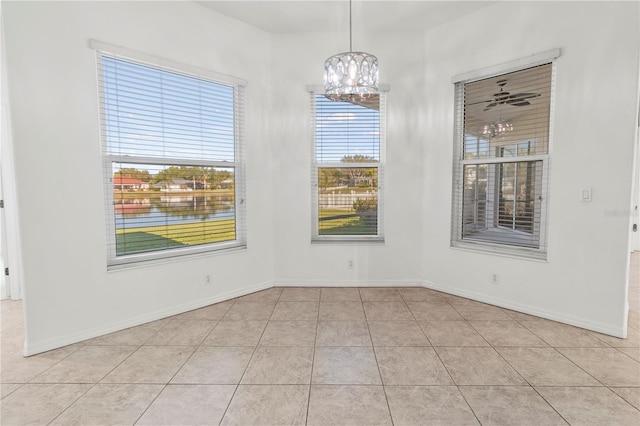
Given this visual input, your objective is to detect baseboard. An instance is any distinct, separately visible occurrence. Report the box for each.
[421,280,626,338]
[23,276,626,356]
[23,280,275,356]
[274,279,422,288]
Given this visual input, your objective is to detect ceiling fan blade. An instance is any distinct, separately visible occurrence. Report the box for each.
[507,100,531,107]
[467,99,494,106]
[505,92,540,106]
[483,102,497,111]
[513,92,539,97]
[509,93,540,100]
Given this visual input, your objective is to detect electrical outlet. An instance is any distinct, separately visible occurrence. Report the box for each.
[347,260,354,269]
[205,274,212,285]
[490,273,500,285]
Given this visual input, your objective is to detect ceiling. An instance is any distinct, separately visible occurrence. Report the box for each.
[196,1,496,33]
[196,1,546,123]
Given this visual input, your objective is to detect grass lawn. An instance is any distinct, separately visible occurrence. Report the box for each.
[319,209,377,235]
[116,219,236,255]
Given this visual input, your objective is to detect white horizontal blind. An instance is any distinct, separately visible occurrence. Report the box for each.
[452,62,554,255]
[100,57,236,162]
[96,52,245,266]
[311,93,385,240]
[316,94,380,163]
[463,64,552,160]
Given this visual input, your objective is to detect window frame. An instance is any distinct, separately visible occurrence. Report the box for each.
[450,50,559,260]
[92,41,247,268]
[309,87,387,243]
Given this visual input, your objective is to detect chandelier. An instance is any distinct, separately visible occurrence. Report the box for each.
[324,0,379,101]
[480,120,513,138]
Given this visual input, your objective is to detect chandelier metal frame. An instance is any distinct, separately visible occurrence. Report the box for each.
[324,0,379,101]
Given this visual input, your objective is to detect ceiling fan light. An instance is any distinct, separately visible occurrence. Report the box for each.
[481,120,513,138]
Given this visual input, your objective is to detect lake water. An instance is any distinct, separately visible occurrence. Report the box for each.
[114,195,235,229]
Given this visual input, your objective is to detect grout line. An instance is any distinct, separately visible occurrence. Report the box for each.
[130,383,168,425]
[607,387,640,412]
[424,296,488,425]
[123,300,237,424]
[4,276,640,425]
[361,298,394,424]
[128,309,218,425]
[490,341,604,424]
[305,293,322,425]
[550,346,610,388]
[611,345,640,362]
[217,290,280,425]
[45,382,97,425]
[41,342,148,424]
[530,386,572,425]
[453,384,483,425]
[403,293,434,347]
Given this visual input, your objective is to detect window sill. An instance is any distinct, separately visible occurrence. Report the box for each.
[107,243,247,271]
[451,240,547,262]
[312,237,385,245]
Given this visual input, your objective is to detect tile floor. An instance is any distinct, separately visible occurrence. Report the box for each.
[1,254,639,425]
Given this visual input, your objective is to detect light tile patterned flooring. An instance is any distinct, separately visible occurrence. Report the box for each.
[1,254,638,425]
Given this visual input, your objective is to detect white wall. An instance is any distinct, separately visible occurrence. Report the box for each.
[420,1,639,337]
[1,2,24,301]
[270,30,426,285]
[632,111,640,252]
[3,1,276,355]
[269,1,639,337]
[4,1,639,354]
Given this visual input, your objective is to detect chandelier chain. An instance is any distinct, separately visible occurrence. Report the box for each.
[323,0,379,98]
[349,0,353,52]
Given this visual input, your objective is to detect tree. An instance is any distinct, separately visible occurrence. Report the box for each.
[153,166,183,184]
[340,155,377,187]
[318,168,342,189]
[341,155,377,163]
[114,168,151,182]
[152,166,234,190]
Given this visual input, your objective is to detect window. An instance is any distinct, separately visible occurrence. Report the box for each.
[451,57,556,259]
[95,47,246,267]
[311,92,386,242]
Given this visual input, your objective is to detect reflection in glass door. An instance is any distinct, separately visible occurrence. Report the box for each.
[463,164,488,233]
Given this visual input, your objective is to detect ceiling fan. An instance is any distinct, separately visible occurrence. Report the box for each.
[473,79,541,111]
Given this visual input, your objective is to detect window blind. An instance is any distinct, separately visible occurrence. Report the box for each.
[100,56,237,162]
[463,64,552,160]
[315,94,381,164]
[452,62,554,256]
[311,93,385,240]
[96,52,245,266]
